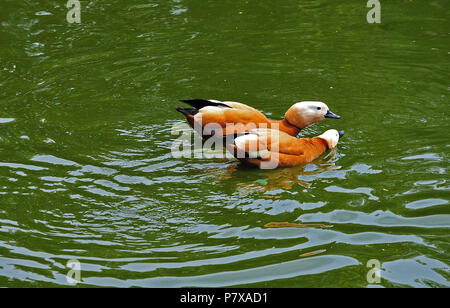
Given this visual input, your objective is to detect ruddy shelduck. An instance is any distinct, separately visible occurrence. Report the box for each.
[229,129,344,168]
[176,99,340,138]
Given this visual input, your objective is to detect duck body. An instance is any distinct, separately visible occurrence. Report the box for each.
[176,99,340,139]
[229,129,344,169]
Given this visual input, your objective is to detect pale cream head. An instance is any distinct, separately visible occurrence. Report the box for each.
[284,101,340,129]
[318,129,342,149]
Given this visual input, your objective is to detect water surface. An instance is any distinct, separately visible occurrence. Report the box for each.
[0,0,449,287]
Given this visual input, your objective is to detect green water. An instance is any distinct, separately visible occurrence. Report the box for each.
[0,0,449,287]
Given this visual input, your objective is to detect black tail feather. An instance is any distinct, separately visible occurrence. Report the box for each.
[176,107,198,116]
[180,99,231,110]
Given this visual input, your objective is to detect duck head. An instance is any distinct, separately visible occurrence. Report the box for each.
[318,129,344,149]
[285,101,340,129]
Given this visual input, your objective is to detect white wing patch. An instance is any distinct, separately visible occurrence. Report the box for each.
[234,134,258,151]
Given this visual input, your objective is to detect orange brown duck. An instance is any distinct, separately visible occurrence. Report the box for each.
[176,99,340,139]
[229,128,344,169]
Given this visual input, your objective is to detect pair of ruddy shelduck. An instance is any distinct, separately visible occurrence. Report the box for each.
[176,99,344,168]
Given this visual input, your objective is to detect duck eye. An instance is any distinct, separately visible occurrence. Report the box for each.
[317,107,321,110]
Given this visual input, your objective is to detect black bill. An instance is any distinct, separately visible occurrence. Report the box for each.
[325,110,341,119]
